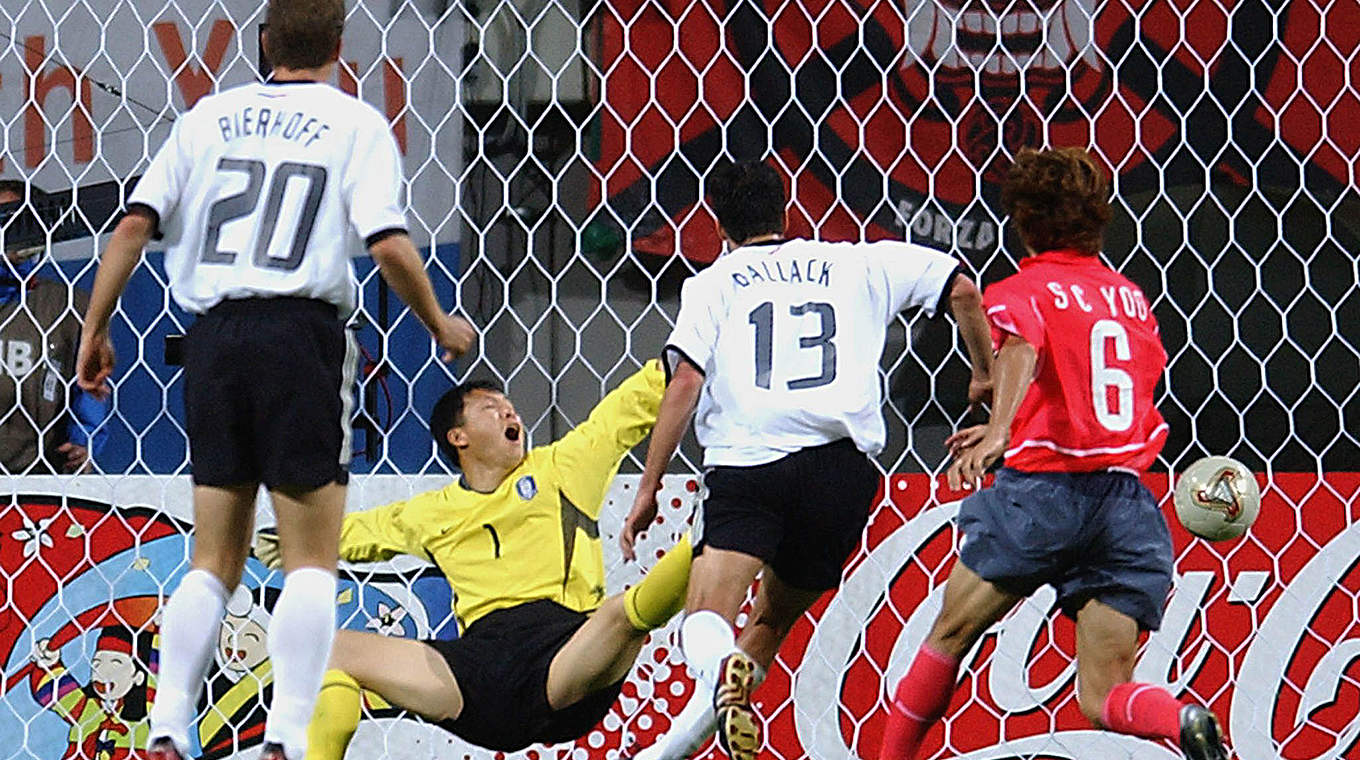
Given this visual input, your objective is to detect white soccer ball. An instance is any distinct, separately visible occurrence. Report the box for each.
[1173,456,1261,541]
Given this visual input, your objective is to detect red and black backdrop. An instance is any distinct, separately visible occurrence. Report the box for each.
[592,0,1359,471]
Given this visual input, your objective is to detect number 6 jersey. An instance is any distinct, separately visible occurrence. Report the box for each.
[664,239,961,467]
[983,249,1169,473]
[128,80,407,315]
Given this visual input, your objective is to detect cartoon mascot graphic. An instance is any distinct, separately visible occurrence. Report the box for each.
[2,495,456,759]
[196,585,277,758]
[28,603,159,760]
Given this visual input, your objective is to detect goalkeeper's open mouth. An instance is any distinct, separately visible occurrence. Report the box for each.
[504,424,521,442]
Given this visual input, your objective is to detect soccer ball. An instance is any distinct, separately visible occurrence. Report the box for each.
[1173,456,1261,541]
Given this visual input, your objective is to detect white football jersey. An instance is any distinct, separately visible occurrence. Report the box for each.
[129,81,407,315]
[665,239,960,466]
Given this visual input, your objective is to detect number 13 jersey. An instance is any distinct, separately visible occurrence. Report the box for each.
[984,249,1169,473]
[665,239,961,467]
[129,81,407,315]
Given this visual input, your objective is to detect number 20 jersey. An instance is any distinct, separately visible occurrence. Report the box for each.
[129,81,407,315]
[984,249,1169,473]
[665,239,960,467]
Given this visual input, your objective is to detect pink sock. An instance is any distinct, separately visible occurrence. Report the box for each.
[1101,682,1183,740]
[878,646,960,760]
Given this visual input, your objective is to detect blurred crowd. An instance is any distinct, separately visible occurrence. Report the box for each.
[0,181,109,475]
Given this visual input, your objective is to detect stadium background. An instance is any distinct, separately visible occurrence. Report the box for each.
[0,1,1356,758]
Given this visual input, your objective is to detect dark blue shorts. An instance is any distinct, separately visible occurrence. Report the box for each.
[957,468,1174,631]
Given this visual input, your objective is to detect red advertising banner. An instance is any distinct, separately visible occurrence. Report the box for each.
[4,474,1355,758]
[611,472,1360,760]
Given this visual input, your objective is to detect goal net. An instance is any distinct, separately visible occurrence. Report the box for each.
[0,1,1356,759]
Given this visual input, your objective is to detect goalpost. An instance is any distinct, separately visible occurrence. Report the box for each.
[0,1,1356,759]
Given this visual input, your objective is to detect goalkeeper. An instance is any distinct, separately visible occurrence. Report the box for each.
[255,361,692,755]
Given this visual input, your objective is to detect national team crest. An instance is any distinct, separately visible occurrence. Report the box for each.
[516,475,538,500]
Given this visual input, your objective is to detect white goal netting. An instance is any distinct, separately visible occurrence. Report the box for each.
[0,1,1357,759]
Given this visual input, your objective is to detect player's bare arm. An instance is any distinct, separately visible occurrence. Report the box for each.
[946,275,994,405]
[620,359,702,561]
[77,212,156,399]
[946,333,1036,491]
[368,232,475,361]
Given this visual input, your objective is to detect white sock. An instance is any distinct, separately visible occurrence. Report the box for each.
[680,611,737,685]
[263,567,337,759]
[639,612,737,760]
[639,658,767,760]
[149,568,229,754]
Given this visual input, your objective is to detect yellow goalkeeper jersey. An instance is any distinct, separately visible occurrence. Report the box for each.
[337,361,665,632]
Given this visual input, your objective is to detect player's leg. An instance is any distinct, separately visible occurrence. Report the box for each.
[262,484,345,760]
[305,630,464,760]
[151,309,261,758]
[255,301,358,758]
[1071,472,1228,760]
[683,547,765,689]
[1073,598,1139,725]
[879,560,1022,760]
[148,485,257,757]
[703,440,877,759]
[686,545,766,619]
[680,463,778,689]
[686,548,766,753]
[187,485,259,587]
[664,441,878,760]
[547,537,692,709]
[922,561,1023,657]
[632,558,804,760]
[545,596,648,708]
[628,547,762,760]
[703,566,832,750]
[631,456,796,760]
[1074,599,1226,760]
[739,567,824,668]
[882,469,1075,760]
[740,438,880,667]
[693,567,824,760]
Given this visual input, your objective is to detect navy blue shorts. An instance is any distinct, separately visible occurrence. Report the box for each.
[957,468,1174,631]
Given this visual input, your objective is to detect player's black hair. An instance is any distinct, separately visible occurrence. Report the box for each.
[706,160,787,245]
[430,379,504,467]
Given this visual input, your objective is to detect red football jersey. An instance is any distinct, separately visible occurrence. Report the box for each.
[984,250,1169,473]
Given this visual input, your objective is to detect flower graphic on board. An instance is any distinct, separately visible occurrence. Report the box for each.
[10,514,55,557]
[365,602,408,637]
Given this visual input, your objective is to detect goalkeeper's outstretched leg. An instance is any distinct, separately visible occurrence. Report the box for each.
[306,537,691,759]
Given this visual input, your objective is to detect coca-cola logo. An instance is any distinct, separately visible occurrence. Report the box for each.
[787,474,1360,759]
[581,473,1359,760]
